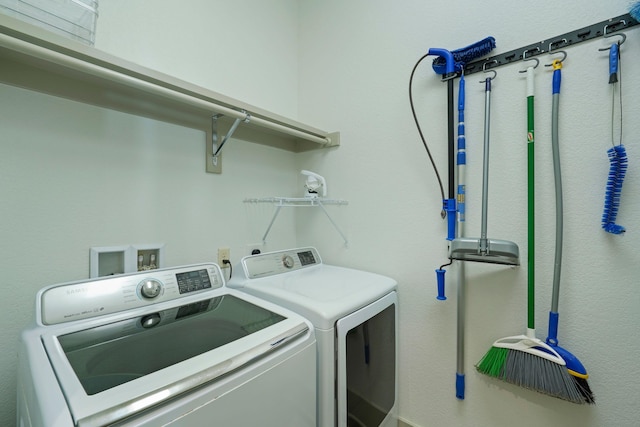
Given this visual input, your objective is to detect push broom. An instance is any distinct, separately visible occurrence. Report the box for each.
[476,54,585,404]
[545,52,595,404]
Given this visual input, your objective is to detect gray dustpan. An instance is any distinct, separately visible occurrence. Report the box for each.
[450,70,519,266]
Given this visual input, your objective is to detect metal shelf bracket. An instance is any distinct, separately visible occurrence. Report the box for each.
[212,111,251,158]
[244,197,349,246]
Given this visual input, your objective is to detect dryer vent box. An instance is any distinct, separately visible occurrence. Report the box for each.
[90,245,132,278]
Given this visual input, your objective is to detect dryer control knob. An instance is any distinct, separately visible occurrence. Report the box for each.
[141,313,161,328]
[282,255,294,269]
[139,279,162,299]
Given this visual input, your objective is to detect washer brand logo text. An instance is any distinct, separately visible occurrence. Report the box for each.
[66,288,88,295]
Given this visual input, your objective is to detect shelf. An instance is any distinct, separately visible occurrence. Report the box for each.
[245,197,349,245]
[0,15,340,154]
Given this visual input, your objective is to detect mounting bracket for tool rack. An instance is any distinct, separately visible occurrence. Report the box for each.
[462,12,638,75]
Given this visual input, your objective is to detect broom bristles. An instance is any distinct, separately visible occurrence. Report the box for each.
[476,346,594,404]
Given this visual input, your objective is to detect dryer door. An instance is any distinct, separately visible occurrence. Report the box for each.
[336,291,397,427]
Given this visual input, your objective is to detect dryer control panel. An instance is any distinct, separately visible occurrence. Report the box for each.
[242,247,322,279]
[39,263,224,325]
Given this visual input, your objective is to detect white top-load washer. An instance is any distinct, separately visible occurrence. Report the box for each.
[228,247,398,427]
[17,262,316,427]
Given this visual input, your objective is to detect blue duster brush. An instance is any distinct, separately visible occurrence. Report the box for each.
[603,145,628,234]
[631,2,640,21]
[600,29,628,234]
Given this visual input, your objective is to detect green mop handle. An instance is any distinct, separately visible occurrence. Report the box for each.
[526,65,535,334]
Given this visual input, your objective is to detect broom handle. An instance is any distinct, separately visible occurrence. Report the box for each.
[548,63,563,346]
[550,67,563,315]
[446,78,457,240]
[479,76,492,252]
[526,66,536,332]
[456,75,466,400]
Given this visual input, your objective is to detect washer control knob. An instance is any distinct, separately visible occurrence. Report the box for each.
[139,279,162,299]
[282,255,294,269]
[141,313,161,328]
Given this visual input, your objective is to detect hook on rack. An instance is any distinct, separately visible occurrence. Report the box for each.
[480,60,498,82]
[599,25,626,51]
[603,20,628,36]
[519,48,540,73]
[545,50,567,69]
[548,38,568,52]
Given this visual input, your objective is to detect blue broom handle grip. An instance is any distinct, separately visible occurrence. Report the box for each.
[547,311,559,346]
[436,269,446,300]
[458,76,466,110]
[552,68,561,94]
[610,43,619,80]
[445,198,456,240]
[456,373,465,400]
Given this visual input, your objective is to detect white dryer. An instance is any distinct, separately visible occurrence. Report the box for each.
[228,247,398,427]
[17,263,316,427]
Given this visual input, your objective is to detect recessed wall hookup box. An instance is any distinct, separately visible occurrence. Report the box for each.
[90,244,165,277]
[133,244,165,272]
[89,245,133,278]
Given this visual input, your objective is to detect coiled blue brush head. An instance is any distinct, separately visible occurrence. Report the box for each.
[630,2,640,22]
[602,144,628,234]
[432,36,496,75]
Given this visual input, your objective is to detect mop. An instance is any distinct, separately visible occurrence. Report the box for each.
[409,38,495,400]
[455,73,467,399]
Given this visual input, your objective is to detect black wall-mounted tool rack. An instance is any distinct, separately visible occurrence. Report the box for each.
[463,13,638,75]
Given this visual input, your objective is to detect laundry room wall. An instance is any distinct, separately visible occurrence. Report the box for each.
[295,1,640,427]
[0,1,303,424]
[2,1,638,426]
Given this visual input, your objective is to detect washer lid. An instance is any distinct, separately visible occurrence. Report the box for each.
[232,249,397,329]
[40,289,311,427]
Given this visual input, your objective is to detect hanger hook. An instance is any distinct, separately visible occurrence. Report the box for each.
[545,50,567,67]
[519,48,540,73]
[604,21,627,39]
[480,60,498,82]
[599,24,626,51]
[548,39,567,52]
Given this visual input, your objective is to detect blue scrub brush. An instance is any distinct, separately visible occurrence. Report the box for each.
[631,2,640,21]
[432,37,496,75]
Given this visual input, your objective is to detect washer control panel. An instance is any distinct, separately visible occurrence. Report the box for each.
[242,247,322,279]
[39,263,223,325]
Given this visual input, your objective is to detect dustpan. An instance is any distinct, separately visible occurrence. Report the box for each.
[450,237,519,265]
[449,68,519,266]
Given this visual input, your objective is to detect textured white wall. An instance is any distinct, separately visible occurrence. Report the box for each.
[3,1,639,426]
[95,0,300,119]
[0,1,300,425]
[297,1,640,426]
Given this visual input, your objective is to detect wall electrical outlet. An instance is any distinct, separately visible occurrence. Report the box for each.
[217,247,230,268]
[246,242,266,255]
